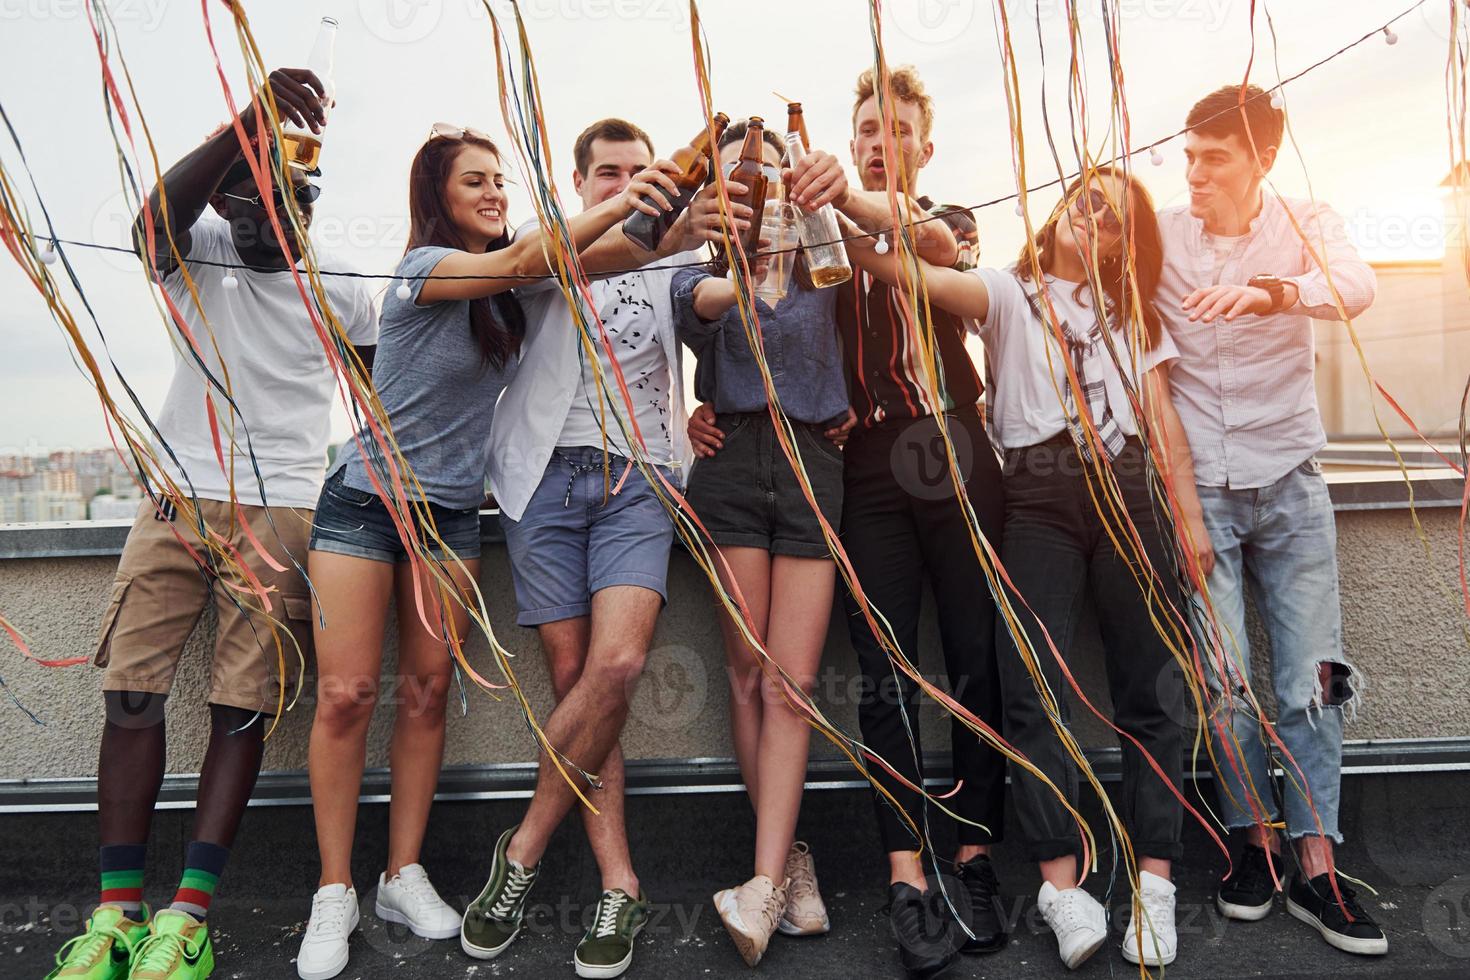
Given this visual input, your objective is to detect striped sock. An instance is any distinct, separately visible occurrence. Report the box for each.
[169,841,229,921]
[100,844,147,917]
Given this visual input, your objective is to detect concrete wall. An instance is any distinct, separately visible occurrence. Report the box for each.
[1,503,1468,782]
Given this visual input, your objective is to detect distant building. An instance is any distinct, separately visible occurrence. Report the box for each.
[89,494,144,521]
[1315,173,1470,439]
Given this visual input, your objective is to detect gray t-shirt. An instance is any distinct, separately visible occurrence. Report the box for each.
[334,246,517,509]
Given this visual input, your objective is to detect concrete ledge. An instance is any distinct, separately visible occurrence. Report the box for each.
[0,469,1460,558]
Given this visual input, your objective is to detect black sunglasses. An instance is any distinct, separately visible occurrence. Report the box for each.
[1068,188,1123,233]
[222,182,321,211]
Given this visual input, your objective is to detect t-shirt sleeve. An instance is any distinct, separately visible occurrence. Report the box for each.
[1140,321,1180,375]
[394,246,460,307]
[966,266,1025,344]
[344,281,380,347]
[510,218,560,298]
[169,213,233,284]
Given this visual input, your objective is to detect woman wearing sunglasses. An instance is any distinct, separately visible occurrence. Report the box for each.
[845,165,1212,971]
[296,123,686,980]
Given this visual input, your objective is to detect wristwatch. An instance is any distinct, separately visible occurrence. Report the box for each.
[1247,274,1287,313]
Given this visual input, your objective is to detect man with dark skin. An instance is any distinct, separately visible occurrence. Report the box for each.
[45,67,378,980]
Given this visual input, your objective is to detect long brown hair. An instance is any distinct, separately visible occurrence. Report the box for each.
[405,132,525,370]
[1015,164,1164,349]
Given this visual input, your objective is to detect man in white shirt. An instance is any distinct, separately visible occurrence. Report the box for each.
[51,67,379,978]
[467,118,708,978]
[1156,83,1386,956]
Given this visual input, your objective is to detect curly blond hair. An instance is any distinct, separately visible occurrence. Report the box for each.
[852,65,934,141]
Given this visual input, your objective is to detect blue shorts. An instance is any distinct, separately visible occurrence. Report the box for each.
[501,447,675,627]
[308,469,483,563]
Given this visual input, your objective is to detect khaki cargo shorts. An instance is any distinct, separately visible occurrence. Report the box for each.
[94,498,314,714]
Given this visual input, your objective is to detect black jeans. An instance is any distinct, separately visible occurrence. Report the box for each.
[996,435,1185,862]
[839,409,1007,851]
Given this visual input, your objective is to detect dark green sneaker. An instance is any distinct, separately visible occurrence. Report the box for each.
[461,826,539,960]
[574,889,649,979]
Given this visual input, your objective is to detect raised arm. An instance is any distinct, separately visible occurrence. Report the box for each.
[844,219,991,321]
[1142,364,1215,582]
[418,162,683,303]
[133,67,327,277]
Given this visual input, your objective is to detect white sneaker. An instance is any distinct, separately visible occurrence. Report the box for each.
[374,863,461,939]
[1037,881,1108,970]
[1121,870,1178,966]
[297,882,360,980]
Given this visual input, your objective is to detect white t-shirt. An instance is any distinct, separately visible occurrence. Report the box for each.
[968,266,1178,451]
[154,215,379,509]
[556,268,674,460]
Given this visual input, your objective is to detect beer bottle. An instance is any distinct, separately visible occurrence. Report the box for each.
[785,102,810,155]
[727,117,770,255]
[622,112,731,252]
[784,131,852,288]
[281,17,337,172]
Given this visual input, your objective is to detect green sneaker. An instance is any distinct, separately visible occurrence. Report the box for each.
[574,889,649,979]
[44,905,149,980]
[461,825,539,960]
[125,910,213,979]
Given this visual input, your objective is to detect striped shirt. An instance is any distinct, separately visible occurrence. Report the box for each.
[837,199,983,428]
[1156,195,1376,489]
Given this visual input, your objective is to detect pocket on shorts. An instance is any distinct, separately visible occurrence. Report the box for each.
[92,575,133,668]
[798,424,845,466]
[325,473,378,508]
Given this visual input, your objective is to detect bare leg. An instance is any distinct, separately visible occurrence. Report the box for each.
[506,586,661,869]
[750,555,832,881]
[98,691,168,846]
[191,703,270,847]
[711,548,773,812]
[306,551,395,888]
[539,615,639,895]
[1040,856,1079,890]
[1296,835,1334,879]
[385,560,477,878]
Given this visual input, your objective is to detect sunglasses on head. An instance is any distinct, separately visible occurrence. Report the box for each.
[1068,187,1124,233]
[222,182,321,211]
[429,122,494,142]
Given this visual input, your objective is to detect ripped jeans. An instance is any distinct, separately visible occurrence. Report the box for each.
[1193,457,1350,843]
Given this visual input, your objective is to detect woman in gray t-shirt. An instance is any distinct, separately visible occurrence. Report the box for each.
[295,124,686,975]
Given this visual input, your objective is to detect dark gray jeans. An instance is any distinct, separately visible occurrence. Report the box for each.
[995,435,1187,863]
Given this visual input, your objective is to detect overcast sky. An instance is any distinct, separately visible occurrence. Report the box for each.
[0,0,1455,453]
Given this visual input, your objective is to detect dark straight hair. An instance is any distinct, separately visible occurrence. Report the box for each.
[710,119,814,290]
[405,132,525,370]
[1014,164,1164,350]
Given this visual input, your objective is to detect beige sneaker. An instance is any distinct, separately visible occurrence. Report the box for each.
[714,875,789,967]
[778,842,830,936]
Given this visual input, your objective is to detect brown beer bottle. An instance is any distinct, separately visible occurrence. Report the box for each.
[622,112,730,252]
[727,117,770,255]
[786,102,810,155]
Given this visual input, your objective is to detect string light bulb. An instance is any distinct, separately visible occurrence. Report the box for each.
[874,234,889,255]
[1270,91,1285,109]
[38,240,57,265]
[395,279,412,301]
[1149,146,1164,166]
[1383,26,1398,45]
[222,270,239,290]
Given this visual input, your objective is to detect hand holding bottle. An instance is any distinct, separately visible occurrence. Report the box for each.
[784,150,850,212]
[241,68,327,137]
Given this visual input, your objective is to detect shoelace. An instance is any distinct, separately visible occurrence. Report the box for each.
[785,857,818,902]
[1050,891,1095,932]
[1318,880,1369,922]
[397,870,442,907]
[307,894,350,938]
[131,929,201,974]
[1231,848,1276,896]
[593,891,630,939]
[1131,889,1174,939]
[490,864,535,920]
[758,886,786,931]
[53,923,135,969]
[959,860,999,907]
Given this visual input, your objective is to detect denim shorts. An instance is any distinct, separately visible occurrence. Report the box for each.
[500,448,675,627]
[684,412,844,559]
[308,469,483,563]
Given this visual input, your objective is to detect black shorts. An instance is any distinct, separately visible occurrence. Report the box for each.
[684,411,844,559]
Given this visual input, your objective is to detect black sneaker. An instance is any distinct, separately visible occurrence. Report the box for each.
[1286,873,1388,955]
[952,855,1008,954]
[1216,844,1278,921]
[886,883,959,979]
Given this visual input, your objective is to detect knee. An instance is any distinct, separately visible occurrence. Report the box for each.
[548,662,583,701]
[314,675,379,733]
[584,646,648,696]
[103,690,166,732]
[398,672,451,723]
[760,669,816,707]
